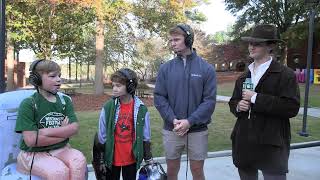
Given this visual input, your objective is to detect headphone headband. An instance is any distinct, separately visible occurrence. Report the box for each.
[119,68,133,82]
[177,24,191,36]
[29,59,44,72]
[176,24,194,48]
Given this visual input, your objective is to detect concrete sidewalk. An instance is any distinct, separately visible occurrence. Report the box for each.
[298,107,320,118]
[88,142,320,180]
[171,146,320,180]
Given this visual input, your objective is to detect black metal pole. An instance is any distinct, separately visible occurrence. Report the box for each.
[299,7,316,137]
[0,0,6,93]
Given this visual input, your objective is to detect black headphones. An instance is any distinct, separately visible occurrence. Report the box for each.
[118,68,137,95]
[177,24,194,48]
[29,59,44,87]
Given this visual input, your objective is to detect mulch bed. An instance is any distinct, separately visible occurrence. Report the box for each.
[216,71,242,84]
[72,93,154,111]
[72,72,240,111]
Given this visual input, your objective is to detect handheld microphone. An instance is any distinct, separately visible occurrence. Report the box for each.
[242,74,254,119]
[242,78,253,91]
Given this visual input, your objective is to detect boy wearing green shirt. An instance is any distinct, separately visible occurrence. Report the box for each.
[15,60,87,180]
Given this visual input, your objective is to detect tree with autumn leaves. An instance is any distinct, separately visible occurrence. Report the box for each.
[5,0,318,92]
[6,0,95,90]
[5,0,207,94]
[224,0,320,64]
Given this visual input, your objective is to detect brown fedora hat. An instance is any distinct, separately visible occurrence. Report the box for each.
[241,24,284,43]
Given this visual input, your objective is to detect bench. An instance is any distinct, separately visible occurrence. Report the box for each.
[60,84,76,95]
[135,89,152,98]
[0,90,42,179]
[61,87,76,95]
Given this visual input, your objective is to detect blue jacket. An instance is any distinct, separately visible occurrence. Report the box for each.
[154,51,217,132]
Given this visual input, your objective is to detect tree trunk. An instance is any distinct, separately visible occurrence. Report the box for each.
[80,62,82,88]
[87,61,90,81]
[94,19,105,95]
[6,43,15,91]
[75,59,78,82]
[68,56,71,82]
[283,45,288,66]
[14,49,18,87]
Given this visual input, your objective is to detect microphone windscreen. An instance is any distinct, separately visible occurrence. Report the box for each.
[242,78,254,90]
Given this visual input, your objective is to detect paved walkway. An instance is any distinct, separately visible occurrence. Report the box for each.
[88,141,320,180]
[298,107,320,118]
[217,95,231,102]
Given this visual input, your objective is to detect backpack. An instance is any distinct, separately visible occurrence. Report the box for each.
[138,162,167,180]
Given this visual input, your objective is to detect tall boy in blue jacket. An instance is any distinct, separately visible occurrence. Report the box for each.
[154,24,217,180]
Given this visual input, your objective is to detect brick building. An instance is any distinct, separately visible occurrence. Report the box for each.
[210,43,248,71]
[4,60,26,89]
[287,38,320,70]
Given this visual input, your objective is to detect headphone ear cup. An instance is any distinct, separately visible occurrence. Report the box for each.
[185,36,191,48]
[177,24,193,48]
[119,68,137,95]
[29,59,44,87]
[126,80,136,95]
[29,72,42,86]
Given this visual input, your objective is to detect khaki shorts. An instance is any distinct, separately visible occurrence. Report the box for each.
[162,129,208,160]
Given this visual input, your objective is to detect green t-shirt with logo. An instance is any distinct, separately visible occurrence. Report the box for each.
[15,92,77,152]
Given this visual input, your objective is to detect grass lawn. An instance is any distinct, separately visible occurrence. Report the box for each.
[217,82,235,97]
[70,102,320,163]
[299,83,320,108]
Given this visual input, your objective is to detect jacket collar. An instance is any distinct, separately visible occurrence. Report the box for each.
[239,59,281,80]
[267,60,281,73]
[187,49,197,59]
[177,49,197,60]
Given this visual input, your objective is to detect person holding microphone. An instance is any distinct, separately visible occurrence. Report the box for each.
[228,24,300,180]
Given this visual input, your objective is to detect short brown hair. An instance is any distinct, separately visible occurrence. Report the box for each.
[110,71,127,85]
[35,60,61,75]
[111,68,138,86]
[169,26,186,36]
